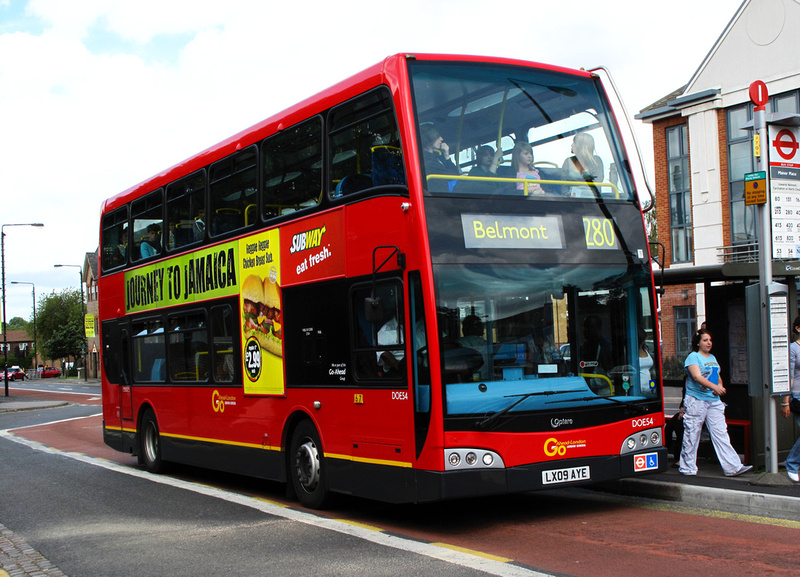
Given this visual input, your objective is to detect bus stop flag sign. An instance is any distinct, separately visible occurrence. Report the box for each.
[745,171,767,205]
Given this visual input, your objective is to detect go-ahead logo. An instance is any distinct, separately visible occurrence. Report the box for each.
[212,390,237,413]
[544,437,587,457]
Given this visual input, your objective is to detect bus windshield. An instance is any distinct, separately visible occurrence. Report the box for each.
[434,262,658,418]
[409,61,632,200]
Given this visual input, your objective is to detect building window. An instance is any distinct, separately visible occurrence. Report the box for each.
[726,104,756,247]
[727,91,799,251]
[666,124,692,263]
[674,305,696,358]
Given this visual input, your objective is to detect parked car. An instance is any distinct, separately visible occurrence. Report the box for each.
[5,366,25,381]
[40,366,60,378]
[559,343,571,364]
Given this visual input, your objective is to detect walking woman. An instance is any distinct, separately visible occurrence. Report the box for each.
[679,329,753,477]
[780,316,800,482]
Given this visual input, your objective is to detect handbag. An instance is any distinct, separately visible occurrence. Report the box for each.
[790,397,800,416]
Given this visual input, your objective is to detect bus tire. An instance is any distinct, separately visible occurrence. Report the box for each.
[289,420,329,509]
[140,408,164,474]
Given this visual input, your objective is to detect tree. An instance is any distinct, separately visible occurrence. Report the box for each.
[644,203,658,245]
[7,317,29,331]
[44,323,85,362]
[35,289,84,363]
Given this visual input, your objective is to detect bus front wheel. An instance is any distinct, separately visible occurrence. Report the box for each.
[290,420,329,509]
[139,408,163,474]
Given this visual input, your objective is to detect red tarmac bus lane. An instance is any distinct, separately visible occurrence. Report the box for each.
[352,495,800,577]
[13,413,137,466]
[5,387,137,466]
[7,392,800,577]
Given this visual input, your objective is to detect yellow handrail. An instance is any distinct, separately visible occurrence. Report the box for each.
[579,373,614,395]
[426,174,620,198]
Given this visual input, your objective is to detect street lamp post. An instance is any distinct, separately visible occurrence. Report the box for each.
[10,281,36,375]
[54,263,87,382]
[2,222,44,397]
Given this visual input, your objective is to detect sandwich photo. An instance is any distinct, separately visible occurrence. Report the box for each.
[242,274,283,357]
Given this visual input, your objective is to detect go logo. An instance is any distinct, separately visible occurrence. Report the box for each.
[212,390,225,413]
[544,438,567,457]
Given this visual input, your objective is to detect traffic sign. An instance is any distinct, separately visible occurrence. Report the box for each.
[749,80,769,108]
[745,171,767,205]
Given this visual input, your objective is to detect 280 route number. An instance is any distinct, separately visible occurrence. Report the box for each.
[582,217,618,250]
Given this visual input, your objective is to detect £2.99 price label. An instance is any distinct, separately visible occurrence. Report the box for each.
[245,337,262,381]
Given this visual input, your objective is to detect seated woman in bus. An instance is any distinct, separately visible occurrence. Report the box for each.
[456,145,503,193]
[561,133,604,198]
[510,142,545,195]
[420,123,459,192]
[140,223,161,258]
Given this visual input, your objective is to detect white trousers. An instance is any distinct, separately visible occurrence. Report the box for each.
[679,395,743,475]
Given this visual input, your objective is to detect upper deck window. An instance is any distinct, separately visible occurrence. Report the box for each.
[101,207,129,272]
[131,190,164,262]
[262,117,322,220]
[166,170,207,250]
[408,61,632,201]
[209,147,257,238]
[328,87,406,198]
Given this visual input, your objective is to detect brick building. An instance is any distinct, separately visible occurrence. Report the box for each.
[84,250,100,379]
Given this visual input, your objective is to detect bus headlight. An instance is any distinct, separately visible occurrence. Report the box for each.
[445,449,504,470]
[621,427,664,455]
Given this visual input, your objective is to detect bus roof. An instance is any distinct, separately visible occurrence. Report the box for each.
[100,53,592,214]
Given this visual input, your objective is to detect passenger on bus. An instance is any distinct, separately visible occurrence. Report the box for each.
[193,209,206,242]
[456,145,503,193]
[420,123,459,192]
[140,223,161,258]
[562,133,604,197]
[457,315,490,380]
[510,142,545,195]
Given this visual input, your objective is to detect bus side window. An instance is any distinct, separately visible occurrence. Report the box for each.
[209,147,257,238]
[263,117,322,220]
[167,311,209,383]
[211,304,237,384]
[131,189,164,262]
[167,170,206,250]
[351,281,405,382]
[101,207,129,272]
[132,318,166,383]
[328,87,405,199]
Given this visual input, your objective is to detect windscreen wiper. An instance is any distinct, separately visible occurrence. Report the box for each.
[546,395,650,414]
[477,389,584,429]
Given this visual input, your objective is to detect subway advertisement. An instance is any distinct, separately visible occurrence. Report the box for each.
[123,211,345,396]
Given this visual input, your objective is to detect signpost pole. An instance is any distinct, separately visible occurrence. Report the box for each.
[751,81,779,474]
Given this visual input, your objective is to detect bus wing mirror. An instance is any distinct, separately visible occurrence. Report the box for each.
[365,296,384,325]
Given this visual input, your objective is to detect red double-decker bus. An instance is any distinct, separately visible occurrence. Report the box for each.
[99,53,666,508]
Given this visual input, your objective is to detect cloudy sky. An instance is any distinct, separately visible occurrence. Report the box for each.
[0,0,744,321]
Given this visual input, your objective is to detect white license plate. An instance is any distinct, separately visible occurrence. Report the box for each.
[542,465,591,485]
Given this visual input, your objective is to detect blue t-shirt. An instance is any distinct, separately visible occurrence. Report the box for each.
[684,351,720,401]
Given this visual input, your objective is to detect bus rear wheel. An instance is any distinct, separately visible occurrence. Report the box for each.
[139,408,163,474]
[290,420,329,509]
